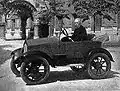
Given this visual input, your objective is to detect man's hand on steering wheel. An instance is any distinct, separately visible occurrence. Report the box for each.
[62,28,69,36]
[62,28,74,42]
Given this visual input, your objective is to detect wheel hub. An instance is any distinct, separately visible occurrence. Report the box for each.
[30,65,40,73]
[30,72,42,79]
[28,65,43,80]
[95,62,102,69]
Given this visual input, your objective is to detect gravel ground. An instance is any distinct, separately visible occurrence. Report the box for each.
[0,39,23,66]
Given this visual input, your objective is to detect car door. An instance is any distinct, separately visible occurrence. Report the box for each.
[64,41,90,59]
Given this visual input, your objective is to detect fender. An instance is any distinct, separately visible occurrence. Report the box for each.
[11,48,23,56]
[11,48,23,61]
[21,50,54,66]
[88,48,114,62]
[11,48,23,65]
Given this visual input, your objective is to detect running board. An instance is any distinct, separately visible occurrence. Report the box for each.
[66,63,84,67]
[54,63,85,68]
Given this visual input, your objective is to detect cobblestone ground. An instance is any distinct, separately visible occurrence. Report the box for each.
[0,39,120,91]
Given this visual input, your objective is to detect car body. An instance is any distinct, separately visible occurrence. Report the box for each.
[11,36,113,65]
[11,34,114,84]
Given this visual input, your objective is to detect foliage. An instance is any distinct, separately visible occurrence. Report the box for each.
[105,0,120,14]
[34,0,118,24]
[0,0,119,23]
[72,0,113,16]
[0,0,11,15]
[34,0,71,24]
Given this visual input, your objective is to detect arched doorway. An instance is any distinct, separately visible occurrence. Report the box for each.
[6,0,36,39]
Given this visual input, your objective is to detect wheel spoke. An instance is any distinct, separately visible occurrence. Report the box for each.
[102,65,107,68]
[27,74,31,77]
[90,65,95,70]
[98,57,102,62]
[101,68,106,72]
[27,72,43,81]
[96,68,105,75]
[96,68,101,74]
[26,69,31,75]
[17,66,19,68]
[39,69,44,70]
[90,66,97,74]
[99,68,103,74]
[39,65,45,72]
[101,61,105,64]
[99,69,102,74]
[32,77,35,80]
[91,61,96,68]
[96,69,99,74]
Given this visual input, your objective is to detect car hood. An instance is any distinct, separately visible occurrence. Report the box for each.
[26,36,59,46]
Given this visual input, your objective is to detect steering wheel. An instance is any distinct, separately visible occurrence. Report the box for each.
[62,28,68,36]
[62,28,74,42]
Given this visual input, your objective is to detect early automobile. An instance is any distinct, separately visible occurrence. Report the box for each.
[10,28,114,85]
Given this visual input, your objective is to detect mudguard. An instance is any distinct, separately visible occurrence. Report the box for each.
[11,48,23,59]
[21,50,53,66]
[11,48,23,55]
[11,48,23,65]
[88,48,114,62]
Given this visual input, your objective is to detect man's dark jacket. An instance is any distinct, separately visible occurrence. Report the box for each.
[71,25,87,41]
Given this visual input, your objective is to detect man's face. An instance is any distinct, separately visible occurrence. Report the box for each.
[74,21,81,28]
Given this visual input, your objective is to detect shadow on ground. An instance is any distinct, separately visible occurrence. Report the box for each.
[0,45,12,65]
[107,70,120,78]
[27,69,120,85]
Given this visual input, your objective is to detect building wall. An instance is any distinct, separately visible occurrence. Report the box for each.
[5,0,36,40]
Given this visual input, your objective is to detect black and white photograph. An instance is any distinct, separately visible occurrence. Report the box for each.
[0,0,120,91]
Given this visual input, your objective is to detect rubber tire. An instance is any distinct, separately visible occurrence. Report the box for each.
[87,53,111,79]
[10,55,20,77]
[20,57,50,85]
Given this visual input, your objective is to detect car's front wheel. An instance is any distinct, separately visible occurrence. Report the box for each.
[87,53,111,79]
[20,57,50,85]
[10,54,21,77]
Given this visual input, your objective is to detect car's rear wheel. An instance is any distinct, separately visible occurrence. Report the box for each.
[20,57,50,85]
[87,53,111,79]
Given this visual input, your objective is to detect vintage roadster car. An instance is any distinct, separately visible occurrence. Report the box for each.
[10,29,114,85]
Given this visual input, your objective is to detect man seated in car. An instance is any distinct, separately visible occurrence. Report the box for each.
[61,18,88,42]
[71,18,88,41]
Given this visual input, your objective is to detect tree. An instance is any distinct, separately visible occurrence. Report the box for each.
[34,0,71,37]
[34,0,70,22]
[0,0,12,23]
[0,0,10,14]
[105,0,120,34]
[72,0,115,32]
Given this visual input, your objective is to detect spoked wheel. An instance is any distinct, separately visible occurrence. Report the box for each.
[20,57,50,85]
[87,53,111,79]
[10,54,21,77]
